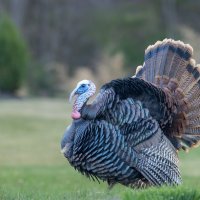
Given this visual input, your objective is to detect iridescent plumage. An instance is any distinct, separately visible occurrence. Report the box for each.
[61,39,200,189]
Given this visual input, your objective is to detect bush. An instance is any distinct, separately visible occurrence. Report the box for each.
[28,62,68,97]
[0,15,28,94]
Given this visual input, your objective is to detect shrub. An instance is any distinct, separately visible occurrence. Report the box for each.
[28,62,68,97]
[0,15,28,94]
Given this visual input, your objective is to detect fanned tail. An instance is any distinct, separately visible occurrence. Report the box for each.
[135,38,200,151]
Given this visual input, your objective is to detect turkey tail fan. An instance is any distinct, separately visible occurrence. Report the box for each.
[140,39,193,85]
[136,38,200,151]
[134,65,145,79]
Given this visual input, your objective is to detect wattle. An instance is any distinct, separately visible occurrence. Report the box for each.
[71,110,81,119]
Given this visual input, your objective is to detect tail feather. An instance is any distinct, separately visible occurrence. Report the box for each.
[174,43,193,81]
[162,47,175,77]
[181,63,200,94]
[135,38,200,151]
[178,60,196,90]
[144,46,156,83]
[143,39,193,86]
[185,82,200,102]
[181,135,200,148]
[154,42,164,77]
[187,112,200,125]
[188,116,200,125]
[189,95,200,108]
[185,126,200,135]
[135,65,145,79]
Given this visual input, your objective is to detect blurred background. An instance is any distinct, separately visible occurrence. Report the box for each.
[0,0,200,97]
[0,0,200,199]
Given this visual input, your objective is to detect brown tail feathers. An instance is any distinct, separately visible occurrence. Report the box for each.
[136,38,200,151]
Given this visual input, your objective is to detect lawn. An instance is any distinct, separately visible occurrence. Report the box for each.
[0,99,200,200]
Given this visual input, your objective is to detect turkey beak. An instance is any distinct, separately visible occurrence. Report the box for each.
[69,87,78,103]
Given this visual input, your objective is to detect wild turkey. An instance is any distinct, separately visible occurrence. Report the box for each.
[61,39,200,189]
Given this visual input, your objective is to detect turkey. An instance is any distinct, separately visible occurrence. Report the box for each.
[61,39,200,189]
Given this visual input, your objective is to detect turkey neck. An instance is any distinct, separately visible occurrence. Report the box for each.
[72,82,96,119]
[72,93,90,114]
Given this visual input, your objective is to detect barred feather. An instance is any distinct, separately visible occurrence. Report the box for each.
[61,83,181,188]
[136,135,181,186]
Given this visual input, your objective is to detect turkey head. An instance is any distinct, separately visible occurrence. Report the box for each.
[69,80,96,119]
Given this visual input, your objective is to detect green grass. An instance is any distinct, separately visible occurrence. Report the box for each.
[0,98,200,200]
[122,186,200,200]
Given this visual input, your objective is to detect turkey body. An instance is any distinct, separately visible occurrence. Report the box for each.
[61,39,200,188]
[62,118,144,188]
[61,78,181,188]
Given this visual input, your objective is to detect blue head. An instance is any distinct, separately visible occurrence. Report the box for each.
[75,82,90,95]
[69,80,96,119]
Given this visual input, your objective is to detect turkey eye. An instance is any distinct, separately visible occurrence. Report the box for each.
[81,84,86,88]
